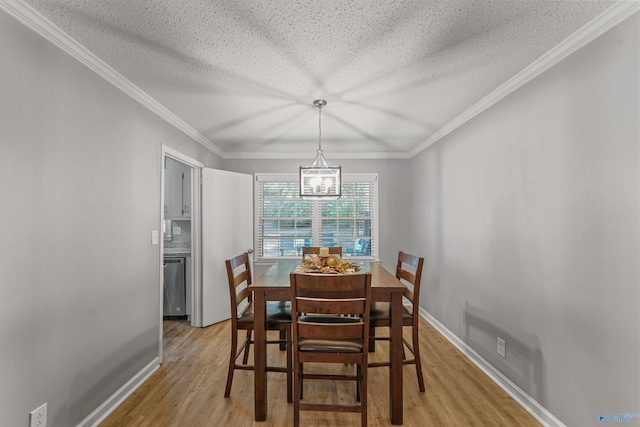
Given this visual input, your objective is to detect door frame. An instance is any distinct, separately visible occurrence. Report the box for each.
[160,146,204,360]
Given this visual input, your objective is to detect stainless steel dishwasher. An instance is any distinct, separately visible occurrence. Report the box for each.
[163,257,186,317]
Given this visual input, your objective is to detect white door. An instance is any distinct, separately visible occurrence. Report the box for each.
[201,168,253,326]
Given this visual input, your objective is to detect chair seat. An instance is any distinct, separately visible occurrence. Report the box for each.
[238,301,292,327]
[299,338,363,353]
[369,302,413,322]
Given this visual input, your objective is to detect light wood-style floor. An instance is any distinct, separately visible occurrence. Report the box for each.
[100,317,542,426]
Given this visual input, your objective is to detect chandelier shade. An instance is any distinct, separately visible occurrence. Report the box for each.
[299,99,342,200]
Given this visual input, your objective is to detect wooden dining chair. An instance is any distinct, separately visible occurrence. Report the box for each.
[224,252,293,402]
[289,271,372,427]
[301,246,343,259]
[368,251,426,392]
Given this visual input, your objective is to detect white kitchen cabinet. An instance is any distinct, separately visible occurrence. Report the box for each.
[164,169,191,219]
[164,169,184,218]
[182,170,191,218]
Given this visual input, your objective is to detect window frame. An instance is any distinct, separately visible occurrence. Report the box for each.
[254,173,379,262]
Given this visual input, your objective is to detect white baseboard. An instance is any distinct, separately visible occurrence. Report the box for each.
[419,309,565,427]
[76,357,160,427]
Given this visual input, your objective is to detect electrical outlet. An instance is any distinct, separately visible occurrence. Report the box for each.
[497,337,506,358]
[29,403,47,427]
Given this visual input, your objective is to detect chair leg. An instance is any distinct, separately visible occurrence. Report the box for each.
[294,362,304,427]
[300,362,304,400]
[368,325,376,352]
[286,328,293,403]
[242,330,252,365]
[361,361,368,427]
[356,364,361,402]
[224,329,238,398]
[279,329,287,351]
[412,324,425,392]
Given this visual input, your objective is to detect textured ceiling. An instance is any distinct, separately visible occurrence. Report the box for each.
[23,0,614,158]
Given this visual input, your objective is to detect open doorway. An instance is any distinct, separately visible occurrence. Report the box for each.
[163,157,192,319]
[160,146,203,359]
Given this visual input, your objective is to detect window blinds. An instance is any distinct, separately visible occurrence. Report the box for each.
[255,174,378,260]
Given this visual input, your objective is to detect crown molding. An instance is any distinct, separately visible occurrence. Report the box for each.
[0,0,225,158]
[409,1,639,158]
[223,151,412,160]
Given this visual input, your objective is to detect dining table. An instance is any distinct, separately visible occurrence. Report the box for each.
[249,260,407,425]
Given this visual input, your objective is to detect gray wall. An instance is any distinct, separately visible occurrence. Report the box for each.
[411,14,639,427]
[0,9,221,427]
[223,158,413,275]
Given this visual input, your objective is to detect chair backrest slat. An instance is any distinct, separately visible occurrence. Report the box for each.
[397,268,415,284]
[236,287,251,305]
[234,269,251,287]
[293,273,366,293]
[298,322,364,340]
[297,297,366,315]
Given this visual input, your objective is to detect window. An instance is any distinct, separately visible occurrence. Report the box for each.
[255,174,378,260]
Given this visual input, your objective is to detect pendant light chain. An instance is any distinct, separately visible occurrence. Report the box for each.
[317,102,322,151]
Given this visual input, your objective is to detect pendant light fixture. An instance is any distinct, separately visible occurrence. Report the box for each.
[299,99,341,200]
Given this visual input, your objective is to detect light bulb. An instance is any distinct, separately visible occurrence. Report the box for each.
[310,176,322,193]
